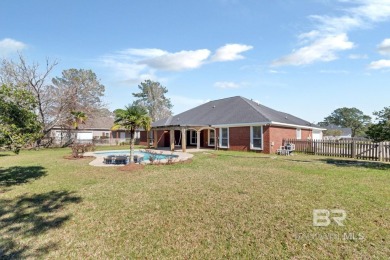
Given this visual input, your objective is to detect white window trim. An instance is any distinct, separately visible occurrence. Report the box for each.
[190,130,197,145]
[208,129,215,147]
[219,127,229,148]
[250,126,263,150]
[296,128,302,140]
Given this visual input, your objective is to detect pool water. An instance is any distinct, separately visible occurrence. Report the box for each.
[94,150,177,161]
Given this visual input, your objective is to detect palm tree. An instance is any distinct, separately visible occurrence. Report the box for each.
[69,111,87,143]
[113,105,151,164]
[70,111,88,130]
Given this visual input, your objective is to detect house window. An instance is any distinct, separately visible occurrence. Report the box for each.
[250,126,263,150]
[219,128,229,148]
[296,128,302,140]
[208,129,215,146]
[190,130,197,145]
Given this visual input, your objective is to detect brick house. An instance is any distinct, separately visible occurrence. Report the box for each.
[140,96,324,154]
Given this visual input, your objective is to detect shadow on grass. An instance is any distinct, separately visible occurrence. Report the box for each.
[320,158,390,170]
[0,166,46,189]
[0,191,82,259]
[0,154,11,157]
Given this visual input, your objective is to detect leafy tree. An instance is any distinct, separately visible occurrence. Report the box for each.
[113,105,151,164]
[132,80,173,122]
[0,55,58,143]
[0,84,42,153]
[322,107,371,137]
[366,107,390,142]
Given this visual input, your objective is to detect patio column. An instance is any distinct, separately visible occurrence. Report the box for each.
[197,130,201,150]
[181,128,187,152]
[170,129,175,151]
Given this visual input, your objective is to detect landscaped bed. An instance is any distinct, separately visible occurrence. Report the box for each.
[0,147,389,258]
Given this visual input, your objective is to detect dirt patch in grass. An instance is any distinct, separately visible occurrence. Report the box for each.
[117,163,145,172]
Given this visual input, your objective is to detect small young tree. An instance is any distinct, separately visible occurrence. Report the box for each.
[366,107,390,142]
[113,105,151,164]
[70,111,87,130]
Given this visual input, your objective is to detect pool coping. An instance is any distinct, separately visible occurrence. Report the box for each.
[84,149,194,167]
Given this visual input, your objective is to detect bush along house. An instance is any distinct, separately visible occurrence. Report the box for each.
[139,96,324,154]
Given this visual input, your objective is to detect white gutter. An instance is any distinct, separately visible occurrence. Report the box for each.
[211,122,270,127]
[269,122,326,130]
[211,121,326,130]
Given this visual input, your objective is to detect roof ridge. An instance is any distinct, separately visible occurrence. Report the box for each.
[240,96,272,122]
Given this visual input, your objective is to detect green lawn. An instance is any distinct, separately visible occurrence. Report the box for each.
[0,147,389,259]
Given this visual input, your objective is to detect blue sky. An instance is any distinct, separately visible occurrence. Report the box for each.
[1,0,390,123]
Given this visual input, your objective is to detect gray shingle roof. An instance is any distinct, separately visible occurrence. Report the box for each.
[152,96,317,128]
[324,124,352,136]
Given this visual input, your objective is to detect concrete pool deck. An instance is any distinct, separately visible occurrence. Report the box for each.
[84,149,194,167]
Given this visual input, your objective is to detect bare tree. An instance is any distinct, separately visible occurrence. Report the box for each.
[51,68,106,125]
[0,55,59,141]
[0,57,108,147]
[132,80,173,122]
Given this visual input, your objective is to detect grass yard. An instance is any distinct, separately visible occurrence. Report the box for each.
[0,147,389,259]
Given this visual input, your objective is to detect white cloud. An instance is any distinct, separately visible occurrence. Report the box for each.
[98,43,252,84]
[350,0,390,22]
[377,38,390,56]
[140,49,211,71]
[368,59,390,69]
[168,95,210,114]
[273,0,390,66]
[272,34,354,66]
[214,81,242,89]
[309,15,364,33]
[211,44,253,62]
[366,38,390,70]
[268,69,286,74]
[319,69,349,74]
[118,48,167,58]
[0,38,27,56]
[348,54,368,59]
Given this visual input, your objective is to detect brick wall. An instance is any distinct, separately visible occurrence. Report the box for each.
[227,126,251,151]
[263,126,271,154]
[268,126,312,154]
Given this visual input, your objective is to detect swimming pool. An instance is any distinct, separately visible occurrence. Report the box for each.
[94,150,178,162]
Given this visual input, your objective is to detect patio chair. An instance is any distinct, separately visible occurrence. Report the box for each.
[112,156,127,164]
[103,155,115,164]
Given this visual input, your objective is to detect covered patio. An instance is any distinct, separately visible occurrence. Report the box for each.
[148,126,217,152]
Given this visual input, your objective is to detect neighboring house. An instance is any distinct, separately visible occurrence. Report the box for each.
[323,124,352,140]
[50,116,141,145]
[140,96,324,154]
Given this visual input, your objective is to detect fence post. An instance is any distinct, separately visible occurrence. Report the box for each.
[378,142,383,162]
[351,141,356,159]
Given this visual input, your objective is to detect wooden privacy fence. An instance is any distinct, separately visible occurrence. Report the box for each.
[283,139,390,162]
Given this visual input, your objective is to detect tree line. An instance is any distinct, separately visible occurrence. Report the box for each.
[0,55,173,153]
[319,107,390,142]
